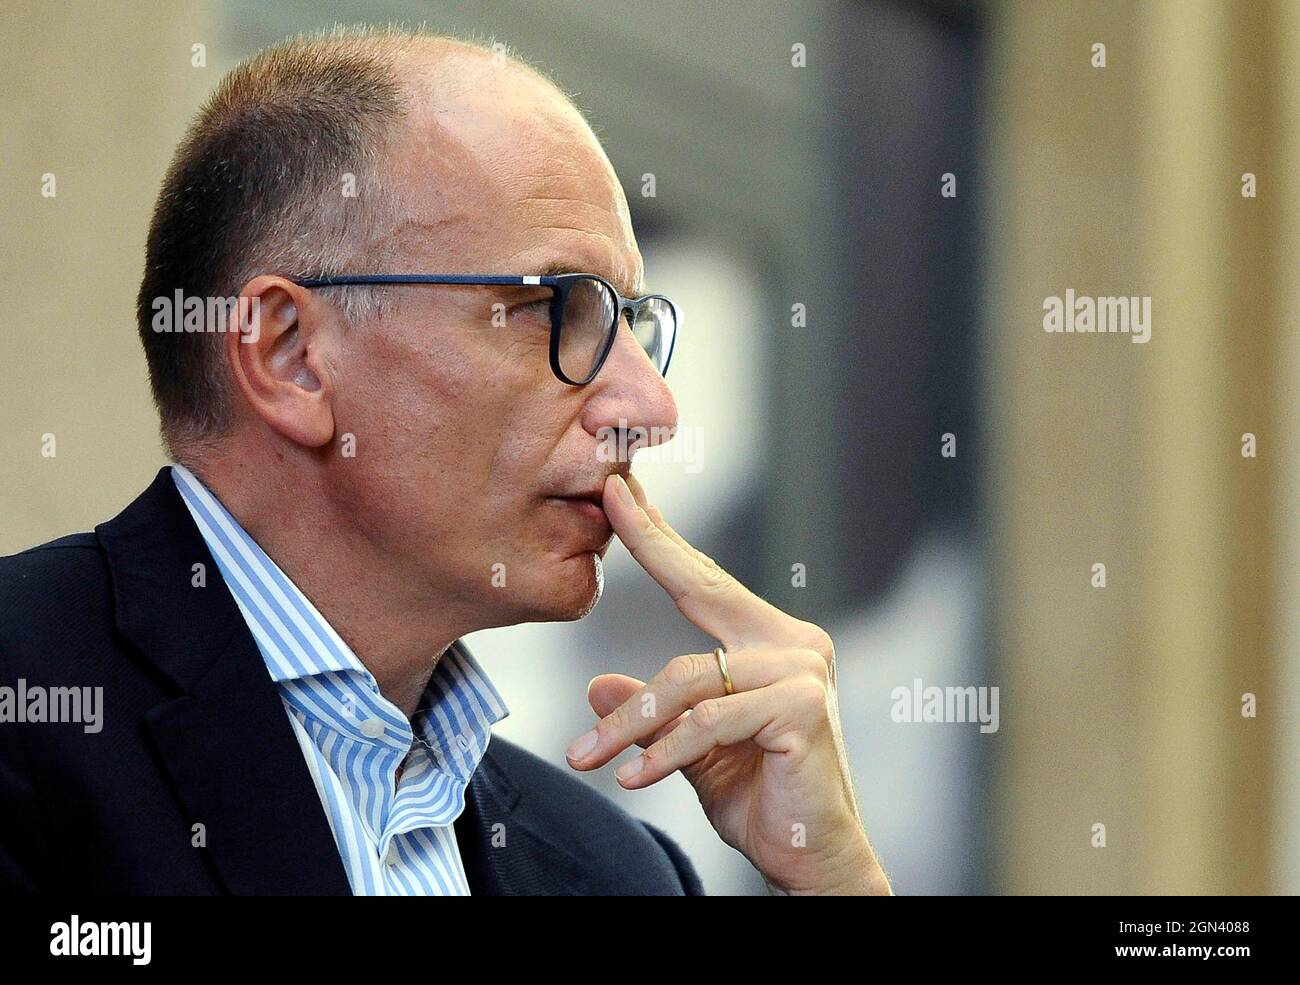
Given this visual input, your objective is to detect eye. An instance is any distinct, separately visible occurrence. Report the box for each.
[510,298,552,324]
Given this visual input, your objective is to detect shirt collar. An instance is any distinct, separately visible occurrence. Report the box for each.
[169,463,509,732]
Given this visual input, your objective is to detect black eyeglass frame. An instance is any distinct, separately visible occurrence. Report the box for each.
[292,272,679,386]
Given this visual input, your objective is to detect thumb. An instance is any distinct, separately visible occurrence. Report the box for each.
[587,673,642,716]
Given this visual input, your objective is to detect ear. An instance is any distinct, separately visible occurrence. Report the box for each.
[224,275,338,448]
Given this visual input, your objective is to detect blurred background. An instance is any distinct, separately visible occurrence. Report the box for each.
[1,0,1295,894]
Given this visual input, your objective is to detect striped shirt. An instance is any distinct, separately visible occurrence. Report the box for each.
[171,464,509,895]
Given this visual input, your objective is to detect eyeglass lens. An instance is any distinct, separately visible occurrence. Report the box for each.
[556,277,675,383]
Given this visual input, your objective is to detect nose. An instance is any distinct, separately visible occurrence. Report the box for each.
[580,317,679,462]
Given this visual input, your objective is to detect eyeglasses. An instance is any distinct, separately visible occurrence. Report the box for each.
[293,273,679,386]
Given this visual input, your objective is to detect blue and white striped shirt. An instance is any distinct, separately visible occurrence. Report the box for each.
[171,464,510,895]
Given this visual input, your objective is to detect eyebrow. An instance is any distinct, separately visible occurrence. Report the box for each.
[534,260,646,298]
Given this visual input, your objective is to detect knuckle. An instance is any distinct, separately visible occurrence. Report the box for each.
[794,623,835,663]
[663,652,702,689]
[639,513,669,538]
[593,711,620,744]
[782,733,814,764]
[693,553,733,593]
[692,697,724,733]
[642,736,671,769]
[794,648,829,680]
[790,676,831,718]
[598,701,634,740]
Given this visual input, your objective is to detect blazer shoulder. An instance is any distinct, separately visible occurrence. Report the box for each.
[484,735,705,895]
[0,532,113,670]
[0,531,104,587]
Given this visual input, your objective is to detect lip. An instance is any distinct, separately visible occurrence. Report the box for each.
[553,476,622,507]
[547,495,612,533]
[550,496,609,523]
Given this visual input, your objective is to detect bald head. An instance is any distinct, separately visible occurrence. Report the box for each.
[382,42,643,299]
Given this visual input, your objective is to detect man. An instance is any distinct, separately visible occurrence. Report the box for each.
[0,28,891,895]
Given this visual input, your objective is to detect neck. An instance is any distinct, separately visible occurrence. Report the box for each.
[184,446,472,720]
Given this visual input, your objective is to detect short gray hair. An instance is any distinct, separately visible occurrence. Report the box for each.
[136,26,519,457]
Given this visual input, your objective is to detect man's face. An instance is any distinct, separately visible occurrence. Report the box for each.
[318,58,678,630]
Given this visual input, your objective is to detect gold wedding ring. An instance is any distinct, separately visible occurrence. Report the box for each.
[713,646,735,695]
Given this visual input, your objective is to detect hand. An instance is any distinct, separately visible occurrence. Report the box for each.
[564,471,892,896]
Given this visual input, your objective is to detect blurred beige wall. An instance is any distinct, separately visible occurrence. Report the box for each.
[1277,0,1300,897]
[0,3,220,553]
[987,0,1294,893]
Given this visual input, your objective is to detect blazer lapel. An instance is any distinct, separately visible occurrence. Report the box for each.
[454,742,606,896]
[97,467,351,895]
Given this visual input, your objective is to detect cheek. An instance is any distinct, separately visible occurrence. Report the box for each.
[336,319,566,503]
[353,306,540,414]
[483,396,568,500]
[337,320,475,438]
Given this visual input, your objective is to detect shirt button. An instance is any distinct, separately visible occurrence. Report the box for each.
[359,718,385,739]
[456,733,471,751]
[384,844,399,866]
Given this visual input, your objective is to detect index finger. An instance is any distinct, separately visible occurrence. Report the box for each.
[602,472,793,649]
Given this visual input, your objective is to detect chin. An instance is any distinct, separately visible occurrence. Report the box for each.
[525,551,606,622]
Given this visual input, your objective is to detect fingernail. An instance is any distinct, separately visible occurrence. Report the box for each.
[614,475,635,508]
[615,756,644,781]
[566,729,598,761]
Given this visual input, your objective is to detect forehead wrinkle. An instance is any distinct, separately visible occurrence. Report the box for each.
[385,214,475,253]
[512,196,624,235]
[510,194,641,294]
[391,55,643,290]
[511,235,641,296]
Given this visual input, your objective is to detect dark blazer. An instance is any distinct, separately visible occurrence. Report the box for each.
[0,468,704,895]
